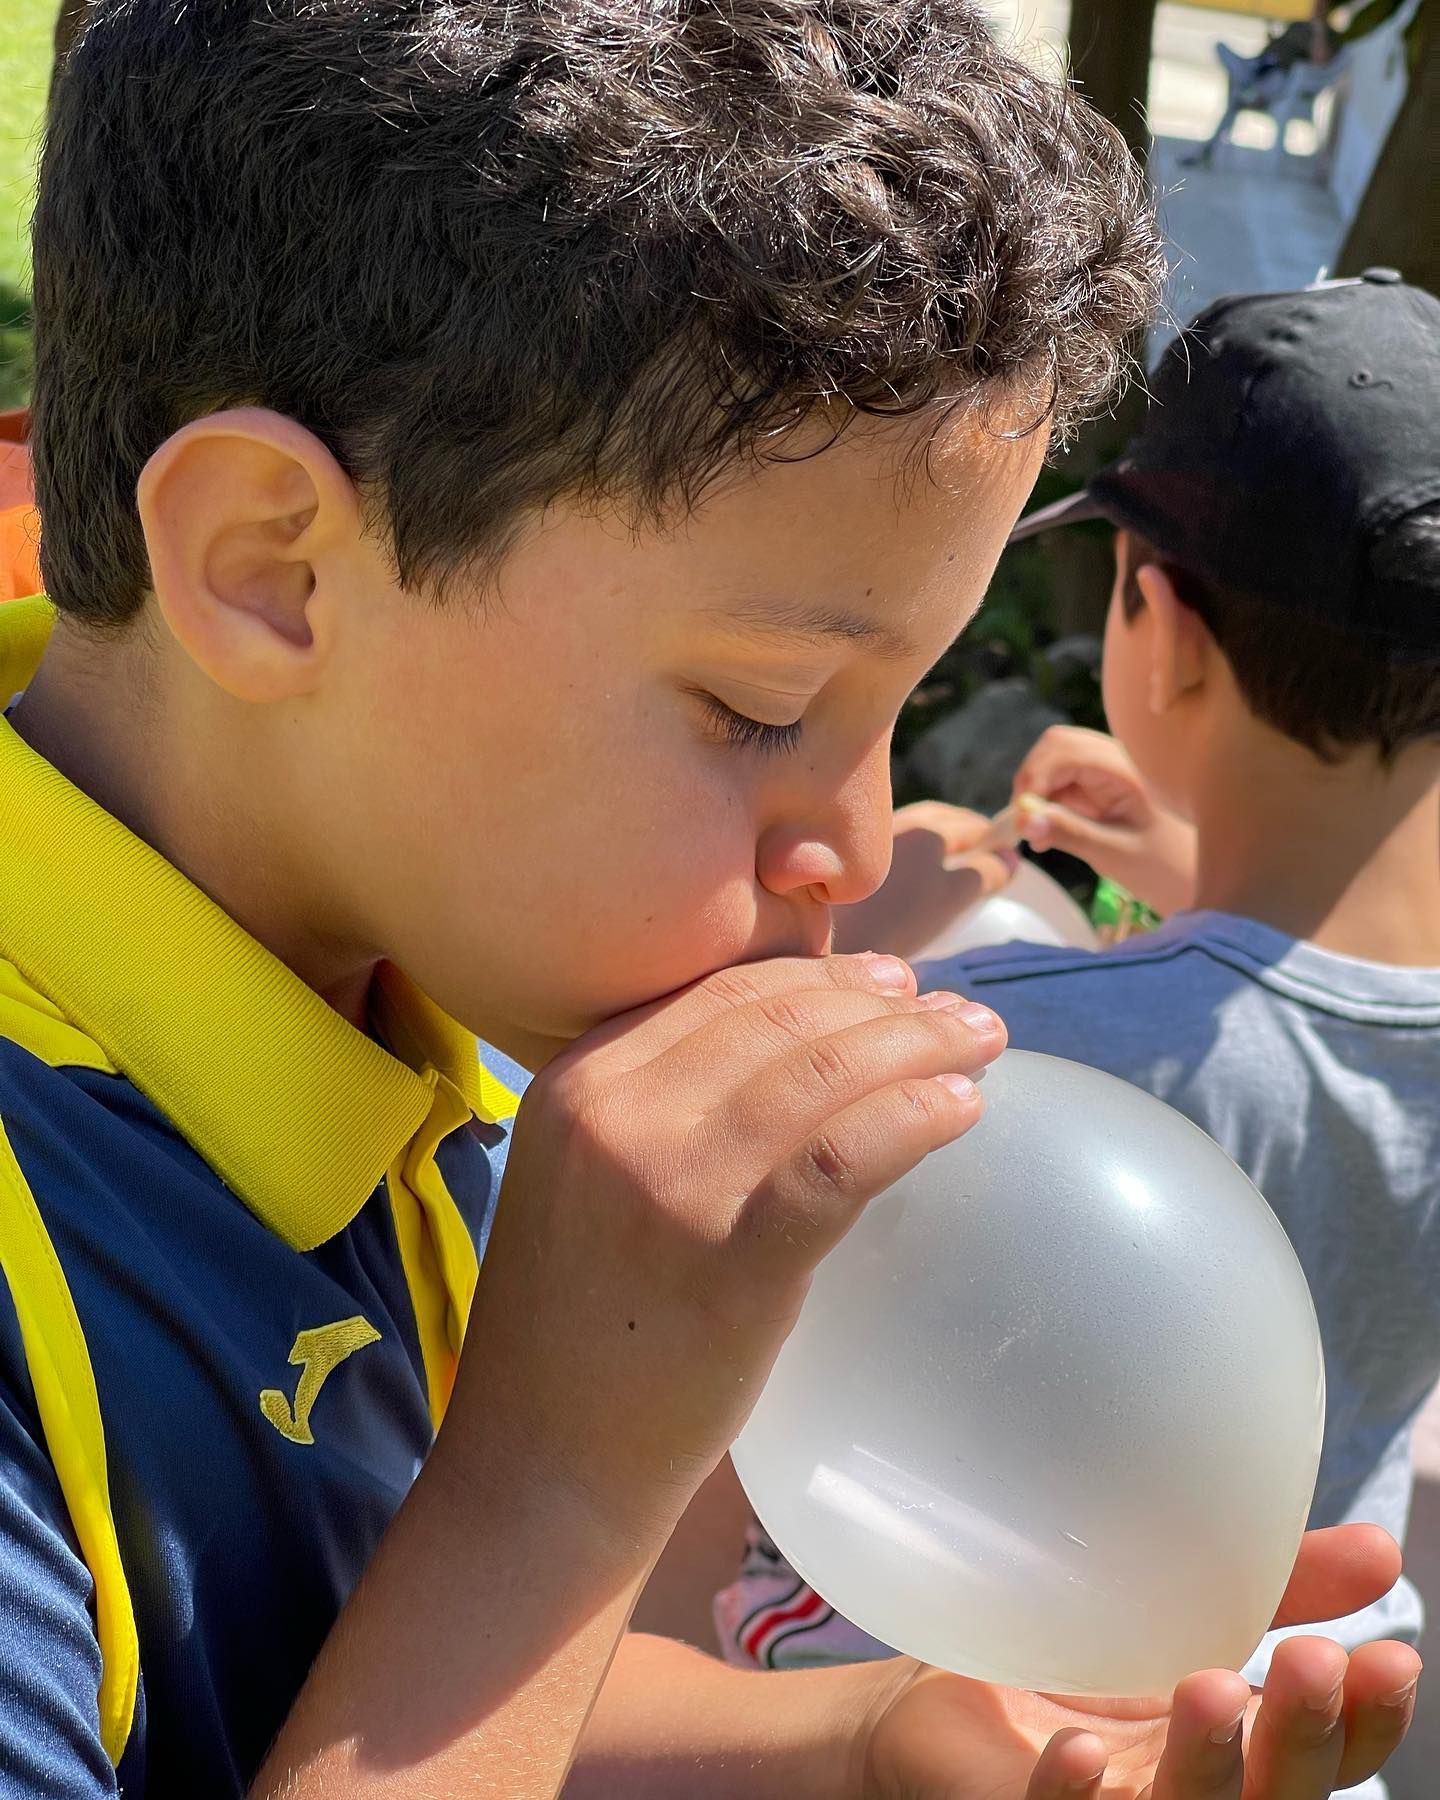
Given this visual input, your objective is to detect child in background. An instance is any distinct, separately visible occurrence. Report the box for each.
[715,272,1440,1798]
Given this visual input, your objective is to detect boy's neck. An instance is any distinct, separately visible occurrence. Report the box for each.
[1189,730,1440,967]
[14,621,565,1070]
[11,620,381,1029]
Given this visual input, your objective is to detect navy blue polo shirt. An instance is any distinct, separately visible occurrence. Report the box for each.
[0,598,522,1795]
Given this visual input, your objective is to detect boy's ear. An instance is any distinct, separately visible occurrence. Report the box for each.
[136,408,364,704]
[1132,561,1210,716]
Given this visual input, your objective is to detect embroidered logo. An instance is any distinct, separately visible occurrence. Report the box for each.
[260,1316,381,1445]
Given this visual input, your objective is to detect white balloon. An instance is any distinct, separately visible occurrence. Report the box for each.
[913,858,1098,961]
[732,1050,1324,1696]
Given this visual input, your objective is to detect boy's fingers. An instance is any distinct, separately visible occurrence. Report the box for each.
[712,999,1004,1195]
[1019,797,1121,858]
[937,849,1018,901]
[1149,1668,1250,1800]
[1271,1525,1401,1628]
[894,800,995,855]
[1332,1640,1422,1790]
[1023,1728,1107,1800]
[750,1067,985,1261]
[571,952,920,1070]
[664,985,1003,1114]
[1240,1635,1349,1800]
[1012,756,1082,803]
[1012,725,1114,798]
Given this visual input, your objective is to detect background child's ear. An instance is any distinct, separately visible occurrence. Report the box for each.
[1133,561,1209,715]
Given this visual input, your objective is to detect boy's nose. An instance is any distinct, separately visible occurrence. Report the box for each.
[756,754,895,908]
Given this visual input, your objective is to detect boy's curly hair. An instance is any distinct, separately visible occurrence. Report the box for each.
[34,0,1164,625]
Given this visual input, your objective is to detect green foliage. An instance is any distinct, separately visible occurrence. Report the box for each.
[894,464,1108,782]
[0,0,53,407]
[0,281,33,411]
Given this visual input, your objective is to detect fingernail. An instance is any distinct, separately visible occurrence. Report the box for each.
[918,996,1003,1037]
[1304,1676,1345,1717]
[862,955,912,991]
[935,1072,979,1102]
[1208,1708,1245,1746]
[1379,1679,1419,1708]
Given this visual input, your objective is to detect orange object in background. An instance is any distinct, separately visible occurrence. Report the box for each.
[0,409,41,602]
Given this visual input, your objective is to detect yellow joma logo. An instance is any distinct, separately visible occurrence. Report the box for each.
[260,1316,381,1445]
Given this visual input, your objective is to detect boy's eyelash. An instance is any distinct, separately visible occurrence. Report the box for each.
[698,694,804,755]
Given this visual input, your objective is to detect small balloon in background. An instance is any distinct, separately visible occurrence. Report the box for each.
[913,855,1098,960]
[732,1050,1325,1697]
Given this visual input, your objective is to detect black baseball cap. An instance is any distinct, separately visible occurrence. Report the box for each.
[1009,271,1440,663]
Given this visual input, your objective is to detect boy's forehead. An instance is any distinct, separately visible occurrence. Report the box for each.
[626,430,1048,675]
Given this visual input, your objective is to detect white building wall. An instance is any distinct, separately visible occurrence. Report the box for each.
[1327,2,1417,222]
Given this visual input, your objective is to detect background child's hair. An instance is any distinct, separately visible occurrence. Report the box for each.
[34,0,1163,626]
[1122,515,1440,760]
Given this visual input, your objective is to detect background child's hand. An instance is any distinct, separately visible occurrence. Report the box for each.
[859,1525,1420,1800]
[1011,727,1198,918]
[831,802,1019,959]
[460,953,1005,1544]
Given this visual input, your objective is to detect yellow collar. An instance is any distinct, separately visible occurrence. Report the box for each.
[0,598,515,1252]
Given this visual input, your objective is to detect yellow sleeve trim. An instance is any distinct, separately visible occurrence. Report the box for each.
[0,1121,139,1767]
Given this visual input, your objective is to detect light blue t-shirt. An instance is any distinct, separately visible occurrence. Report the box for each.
[922,912,1440,1682]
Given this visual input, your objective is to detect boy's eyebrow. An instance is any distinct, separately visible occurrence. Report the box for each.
[710,599,918,662]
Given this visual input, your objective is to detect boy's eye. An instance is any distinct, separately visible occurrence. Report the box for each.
[697,693,804,756]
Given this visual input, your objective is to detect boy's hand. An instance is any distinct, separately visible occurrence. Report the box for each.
[463,953,1005,1541]
[577,1525,1416,1798]
[831,802,1019,958]
[860,1525,1420,1799]
[1011,726,1198,918]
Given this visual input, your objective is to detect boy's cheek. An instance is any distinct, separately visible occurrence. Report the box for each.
[443,751,789,1033]
[495,879,768,1038]
[583,905,770,1022]
[1101,628,1153,773]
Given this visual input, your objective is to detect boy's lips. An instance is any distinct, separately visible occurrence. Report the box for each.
[768,921,835,962]
[724,914,835,974]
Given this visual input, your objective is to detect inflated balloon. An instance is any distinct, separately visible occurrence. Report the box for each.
[732,1050,1324,1696]
[912,858,1098,961]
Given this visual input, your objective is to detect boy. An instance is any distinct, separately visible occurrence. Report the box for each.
[0,5,1417,1796]
[1010,275,1440,1721]
[719,273,1440,1791]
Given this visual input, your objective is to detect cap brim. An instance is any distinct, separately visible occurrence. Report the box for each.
[1007,488,1107,546]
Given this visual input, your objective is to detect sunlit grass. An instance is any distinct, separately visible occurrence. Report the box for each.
[0,0,52,406]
